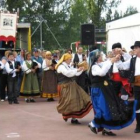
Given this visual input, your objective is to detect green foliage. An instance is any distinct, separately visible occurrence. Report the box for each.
[123,6,138,17]
[86,0,121,28]
[5,0,138,51]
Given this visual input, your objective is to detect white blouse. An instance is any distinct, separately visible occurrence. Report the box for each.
[22,60,41,74]
[42,59,50,71]
[0,61,4,70]
[57,62,83,77]
[92,60,112,77]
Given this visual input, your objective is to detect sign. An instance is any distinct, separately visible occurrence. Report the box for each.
[0,13,17,42]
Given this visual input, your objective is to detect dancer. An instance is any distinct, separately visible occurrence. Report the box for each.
[55,53,92,124]
[116,41,140,133]
[88,53,136,136]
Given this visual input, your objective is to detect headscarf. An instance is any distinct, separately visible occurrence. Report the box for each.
[55,53,72,70]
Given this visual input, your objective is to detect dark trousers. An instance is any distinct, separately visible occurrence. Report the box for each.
[134,86,140,111]
[134,86,140,128]
[0,74,8,100]
[37,71,42,92]
[7,75,18,102]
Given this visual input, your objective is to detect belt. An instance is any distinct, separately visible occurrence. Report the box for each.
[133,76,140,86]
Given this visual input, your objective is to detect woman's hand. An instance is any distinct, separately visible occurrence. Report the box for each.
[77,67,84,72]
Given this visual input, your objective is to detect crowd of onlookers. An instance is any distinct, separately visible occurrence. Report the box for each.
[0,44,135,105]
[0,48,62,104]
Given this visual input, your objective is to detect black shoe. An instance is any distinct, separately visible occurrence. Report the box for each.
[25,99,30,103]
[102,130,116,136]
[88,124,97,134]
[14,100,19,104]
[134,127,140,133]
[50,98,55,101]
[71,119,81,124]
[64,118,68,122]
[47,98,51,102]
[30,99,35,103]
[9,101,12,104]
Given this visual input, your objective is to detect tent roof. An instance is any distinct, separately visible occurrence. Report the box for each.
[106,12,140,31]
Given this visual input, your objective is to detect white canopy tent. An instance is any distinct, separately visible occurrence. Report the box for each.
[106,13,140,52]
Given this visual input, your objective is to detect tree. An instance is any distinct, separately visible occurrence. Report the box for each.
[86,0,121,28]
[106,9,112,21]
[123,6,138,17]
[6,0,68,50]
[64,0,89,48]
[113,10,120,20]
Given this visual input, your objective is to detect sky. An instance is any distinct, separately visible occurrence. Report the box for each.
[118,0,140,13]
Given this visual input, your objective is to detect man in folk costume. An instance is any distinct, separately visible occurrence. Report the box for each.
[20,52,41,103]
[42,51,58,101]
[73,47,87,92]
[110,43,132,98]
[116,41,140,133]
[55,53,92,124]
[5,52,20,104]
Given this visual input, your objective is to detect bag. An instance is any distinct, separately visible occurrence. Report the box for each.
[119,70,129,78]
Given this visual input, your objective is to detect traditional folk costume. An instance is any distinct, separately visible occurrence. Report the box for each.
[116,41,140,133]
[20,55,41,102]
[42,51,58,101]
[88,55,136,136]
[73,53,88,92]
[56,53,92,124]
[110,43,132,98]
[5,55,19,104]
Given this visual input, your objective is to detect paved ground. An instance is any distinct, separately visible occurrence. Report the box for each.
[0,98,140,140]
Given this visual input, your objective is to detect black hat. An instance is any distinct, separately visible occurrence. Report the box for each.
[131,45,134,50]
[133,41,140,48]
[112,43,122,49]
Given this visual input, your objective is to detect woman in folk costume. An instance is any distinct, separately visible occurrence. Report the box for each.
[88,54,136,136]
[55,53,92,124]
[42,51,58,101]
[20,52,41,103]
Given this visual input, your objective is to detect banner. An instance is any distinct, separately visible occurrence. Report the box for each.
[0,13,17,42]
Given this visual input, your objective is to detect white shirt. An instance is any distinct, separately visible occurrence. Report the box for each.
[22,60,41,74]
[116,57,140,76]
[77,54,83,63]
[92,60,112,77]
[122,53,132,61]
[57,62,83,77]
[0,61,4,69]
[5,61,17,77]
[112,63,119,73]
[112,53,131,73]
[5,61,16,74]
